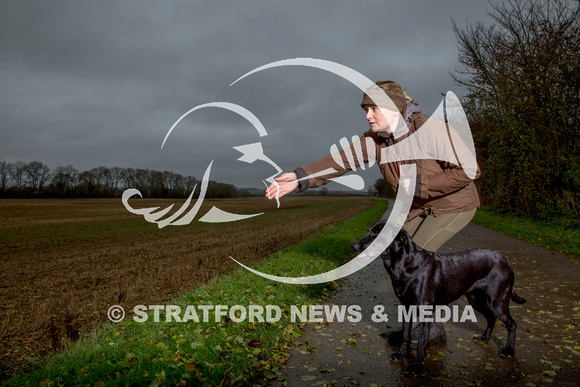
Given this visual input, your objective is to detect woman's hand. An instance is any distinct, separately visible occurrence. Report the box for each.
[265,172,300,200]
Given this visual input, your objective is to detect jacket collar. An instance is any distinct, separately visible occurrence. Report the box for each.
[405,102,422,122]
[377,102,422,139]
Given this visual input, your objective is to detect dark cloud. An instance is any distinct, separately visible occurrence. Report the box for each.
[0,1,491,189]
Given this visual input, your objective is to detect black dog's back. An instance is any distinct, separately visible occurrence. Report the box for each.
[432,248,525,305]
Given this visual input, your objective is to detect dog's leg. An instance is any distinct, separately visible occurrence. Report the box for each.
[391,316,412,360]
[490,291,518,357]
[406,321,431,372]
[466,290,496,343]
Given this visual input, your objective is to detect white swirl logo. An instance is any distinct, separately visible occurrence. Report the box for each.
[122,58,477,285]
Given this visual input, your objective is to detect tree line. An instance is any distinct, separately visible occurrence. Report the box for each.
[452,0,579,219]
[0,161,360,199]
[0,160,243,199]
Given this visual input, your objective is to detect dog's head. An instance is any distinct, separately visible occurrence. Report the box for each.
[352,221,412,258]
[352,220,387,254]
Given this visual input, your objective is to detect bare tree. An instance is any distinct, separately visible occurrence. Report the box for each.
[77,170,96,196]
[122,168,136,190]
[0,161,13,192]
[51,165,79,196]
[64,165,79,192]
[148,170,165,197]
[184,176,197,196]
[11,161,27,190]
[133,169,150,196]
[24,161,52,190]
[109,167,124,197]
[162,170,186,197]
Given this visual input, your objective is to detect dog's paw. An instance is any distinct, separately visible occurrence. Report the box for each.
[474,334,490,343]
[499,347,515,357]
[390,352,404,361]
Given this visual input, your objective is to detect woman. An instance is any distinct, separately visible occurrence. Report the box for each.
[265,80,480,252]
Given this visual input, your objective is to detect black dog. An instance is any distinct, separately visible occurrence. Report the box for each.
[352,220,526,371]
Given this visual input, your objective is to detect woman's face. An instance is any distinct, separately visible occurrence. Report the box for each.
[364,105,392,134]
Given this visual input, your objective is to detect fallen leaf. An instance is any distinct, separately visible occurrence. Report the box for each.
[184,362,199,373]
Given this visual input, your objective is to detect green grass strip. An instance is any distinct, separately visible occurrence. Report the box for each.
[472,207,580,259]
[5,199,387,387]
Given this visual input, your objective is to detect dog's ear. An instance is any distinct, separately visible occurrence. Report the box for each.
[398,230,411,254]
[382,254,392,272]
[370,220,387,236]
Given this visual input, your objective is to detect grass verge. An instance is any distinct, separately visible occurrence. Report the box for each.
[472,206,579,259]
[5,199,388,386]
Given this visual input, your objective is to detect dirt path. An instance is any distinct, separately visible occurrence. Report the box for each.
[270,203,580,386]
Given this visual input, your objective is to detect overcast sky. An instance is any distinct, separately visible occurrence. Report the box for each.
[0,1,493,191]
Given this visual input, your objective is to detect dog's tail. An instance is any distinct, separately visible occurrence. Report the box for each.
[511,291,526,304]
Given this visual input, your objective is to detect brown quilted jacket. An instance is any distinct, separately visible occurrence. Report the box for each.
[295,104,480,221]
